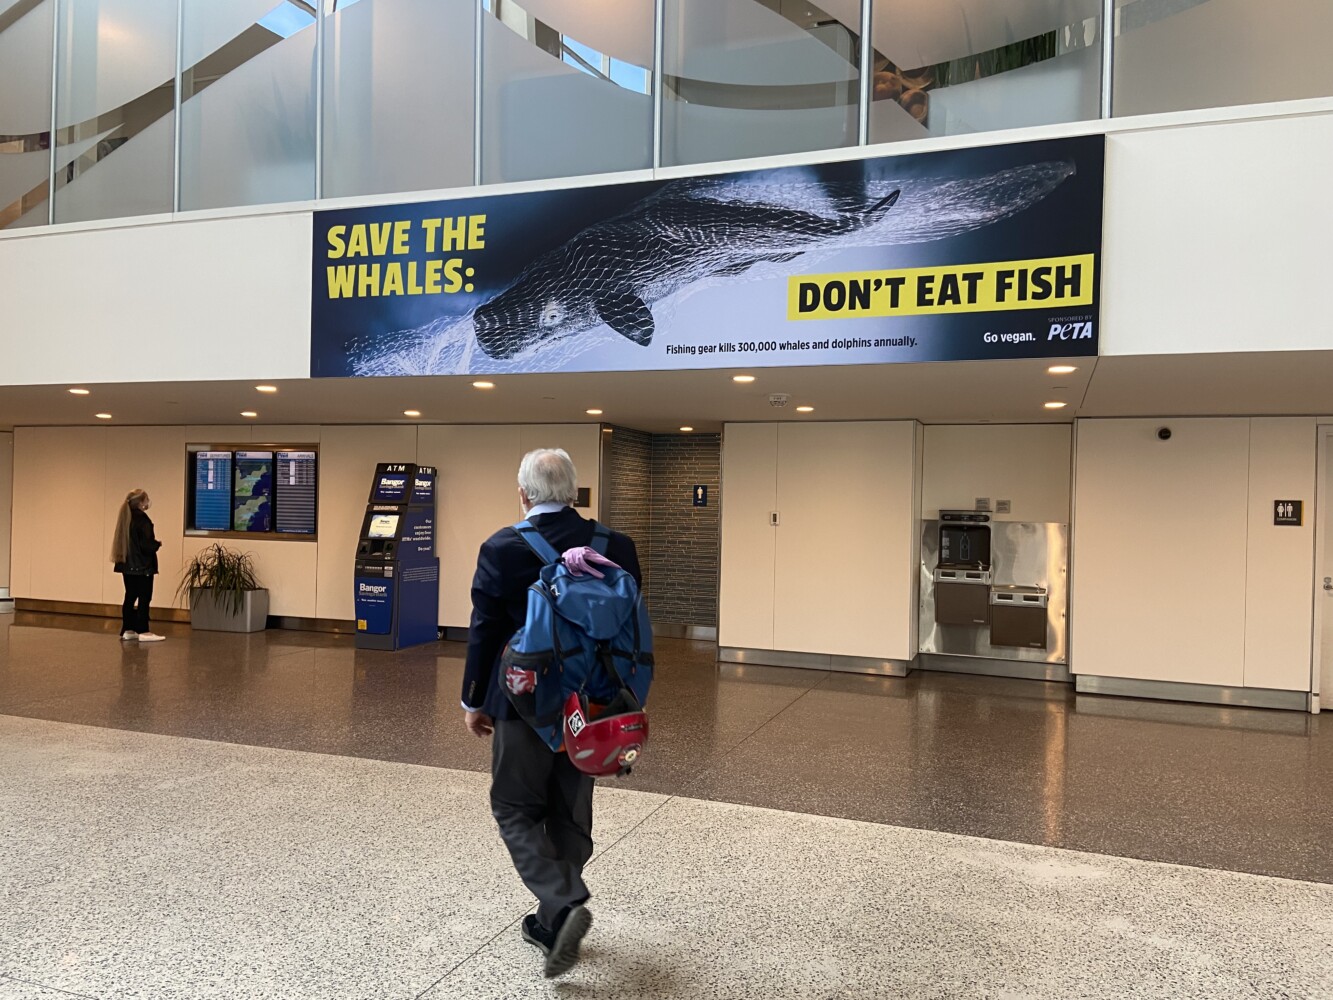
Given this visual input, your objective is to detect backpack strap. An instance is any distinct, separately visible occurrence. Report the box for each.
[589,521,611,557]
[512,520,562,565]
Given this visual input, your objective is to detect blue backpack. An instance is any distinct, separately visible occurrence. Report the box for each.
[499,519,654,752]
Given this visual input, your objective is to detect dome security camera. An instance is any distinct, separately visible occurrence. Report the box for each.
[1157,427,1172,441]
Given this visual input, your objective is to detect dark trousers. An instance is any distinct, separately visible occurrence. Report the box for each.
[120,573,153,634]
[490,719,594,929]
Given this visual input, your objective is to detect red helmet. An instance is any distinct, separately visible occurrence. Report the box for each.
[563,687,648,777]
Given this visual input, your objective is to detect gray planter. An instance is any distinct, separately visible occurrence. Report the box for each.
[189,588,270,633]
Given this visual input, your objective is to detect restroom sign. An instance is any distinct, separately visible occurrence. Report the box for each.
[693,485,708,507]
[1274,500,1302,526]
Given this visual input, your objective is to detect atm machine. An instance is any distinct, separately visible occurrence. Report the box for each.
[353,462,439,650]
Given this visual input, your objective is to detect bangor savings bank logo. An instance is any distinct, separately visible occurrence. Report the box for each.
[358,583,388,595]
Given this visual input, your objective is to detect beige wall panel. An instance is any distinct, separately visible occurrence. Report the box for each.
[518,425,603,516]
[773,422,916,659]
[314,425,419,621]
[907,422,924,657]
[1072,419,1249,686]
[14,427,107,603]
[9,430,36,597]
[1244,418,1317,691]
[0,212,312,386]
[922,425,1071,522]
[420,425,604,628]
[0,431,12,591]
[186,426,252,444]
[180,536,319,619]
[100,426,188,608]
[1102,114,1333,356]
[419,425,523,628]
[719,423,778,650]
[254,426,322,445]
[1320,425,1333,699]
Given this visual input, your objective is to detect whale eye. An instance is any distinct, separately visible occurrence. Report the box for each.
[540,301,565,329]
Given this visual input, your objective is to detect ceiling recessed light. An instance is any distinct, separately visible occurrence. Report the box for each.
[585,408,603,415]
[403,409,421,417]
[94,412,112,419]
[255,384,278,393]
[68,387,90,395]
[732,375,756,383]
[240,410,258,418]
[1043,401,1068,410]
[472,380,495,389]
[796,405,814,413]
[679,426,694,432]
[1047,365,1078,375]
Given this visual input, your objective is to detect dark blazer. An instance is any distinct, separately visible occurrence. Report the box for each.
[113,508,161,576]
[462,507,642,719]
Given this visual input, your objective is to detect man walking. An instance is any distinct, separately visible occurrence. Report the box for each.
[462,448,642,978]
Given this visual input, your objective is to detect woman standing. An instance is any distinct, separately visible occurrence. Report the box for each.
[110,489,165,642]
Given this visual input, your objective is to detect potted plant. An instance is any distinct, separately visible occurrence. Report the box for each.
[178,543,269,633]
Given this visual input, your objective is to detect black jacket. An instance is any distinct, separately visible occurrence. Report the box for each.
[462,507,642,719]
[114,508,161,576]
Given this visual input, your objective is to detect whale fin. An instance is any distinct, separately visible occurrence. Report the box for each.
[594,288,655,346]
[867,189,900,216]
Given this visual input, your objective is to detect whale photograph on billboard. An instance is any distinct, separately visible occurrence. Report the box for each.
[309,134,1103,378]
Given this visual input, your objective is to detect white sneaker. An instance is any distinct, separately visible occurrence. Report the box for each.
[121,630,138,641]
[137,632,166,643]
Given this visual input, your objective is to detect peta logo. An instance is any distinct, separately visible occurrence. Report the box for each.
[1047,321,1094,340]
[358,583,388,595]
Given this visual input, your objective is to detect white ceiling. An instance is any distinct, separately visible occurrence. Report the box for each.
[0,351,1328,434]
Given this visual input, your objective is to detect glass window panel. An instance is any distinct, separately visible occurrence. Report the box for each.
[0,0,54,229]
[180,0,317,211]
[322,0,475,199]
[661,0,861,168]
[869,0,1102,143]
[480,0,652,184]
[52,0,177,223]
[1113,0,1333,116]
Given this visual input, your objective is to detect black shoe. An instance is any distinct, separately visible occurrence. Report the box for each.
[543,904,592,979]
[521,914,554,956]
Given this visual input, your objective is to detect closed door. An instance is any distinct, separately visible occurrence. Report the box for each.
[718,423,778,650]
[773,422,915,659]
[1319,426,1333,702]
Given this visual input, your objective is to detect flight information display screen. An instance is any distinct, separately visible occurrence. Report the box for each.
[275,451,318,535]
[232,451,274,532]
[187,446,319,537]
[193,452,233,531]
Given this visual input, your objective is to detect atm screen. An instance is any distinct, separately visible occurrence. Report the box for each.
[233,451,274,532]
[367,514,400,539]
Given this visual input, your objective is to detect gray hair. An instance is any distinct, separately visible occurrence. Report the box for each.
[517,448,578,506]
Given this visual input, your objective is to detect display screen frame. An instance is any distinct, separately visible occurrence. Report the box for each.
[184,443,320,541]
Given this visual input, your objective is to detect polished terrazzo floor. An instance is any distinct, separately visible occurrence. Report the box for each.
[4,714,1331,1000]
[3,611,1330,885]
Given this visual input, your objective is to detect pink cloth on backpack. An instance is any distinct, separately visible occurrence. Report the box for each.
[561,546,621,579]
